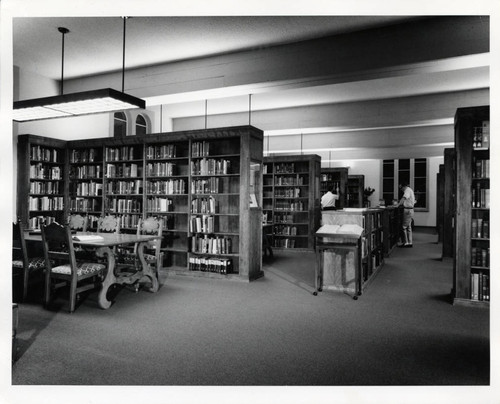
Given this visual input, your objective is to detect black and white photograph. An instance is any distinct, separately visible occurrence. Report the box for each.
[1,1,499,403]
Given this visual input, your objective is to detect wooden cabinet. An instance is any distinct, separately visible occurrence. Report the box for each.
[347,175,364,208]
[453,106,490,306]
[321,208,385,294]
[17,135,67,230]
[17,125,264,281]
[263,154,321,250]
[320,167,348,208]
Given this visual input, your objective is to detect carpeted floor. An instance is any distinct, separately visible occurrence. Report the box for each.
[10,229,489,387]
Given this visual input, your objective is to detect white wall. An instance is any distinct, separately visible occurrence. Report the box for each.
[322,157,443,227]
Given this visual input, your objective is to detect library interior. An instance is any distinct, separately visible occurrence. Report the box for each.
[4,10,496,404]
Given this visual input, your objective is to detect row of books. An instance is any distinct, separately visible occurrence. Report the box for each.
[191,178,222,194]
[471,184,490,208]
[274,213,295,224]
[105,163,142,178]
[274,225,298,236]
[146,162,176,177]
[188,256,233,274]
[191,197,218,214]
[471,247,490,268]
[274,162,296,174]
[320,181,341,193]
[69,197,102,212]
[192,141,211,157]
[69,148,100,163]
[191,158,232,175]
[146,179,186,195]
[472,122,490,149]
[29,215,57,230]
[190,235,233,254]
[30,164,62,180]
[29,196,64,211]
[472,158,490,179]
[275,176,305,186]
[470,271,489,301]
[29,181,61,195]
[274,238,296,248]
[76,181,103,196]
[105,146,139,161]
[116,214,141,229]
[274,187,301,198]
[106,180,143,195]
[190,215,217,234]
[30,145,60,163]
[274,200,305,211]
[106,198,142,213]
[471,218,489,239]
[146,197,173,213]
[145,144,177,159]
[70,165,102,179]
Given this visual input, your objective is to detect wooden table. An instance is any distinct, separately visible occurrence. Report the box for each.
[25,232,161,309]
[314,231,363,300]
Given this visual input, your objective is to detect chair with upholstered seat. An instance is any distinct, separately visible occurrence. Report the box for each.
[118,217,163,279]
[41,221,106,313]
[12,220,46,302]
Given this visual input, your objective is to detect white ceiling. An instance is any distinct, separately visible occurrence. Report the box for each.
[13,16,423,80]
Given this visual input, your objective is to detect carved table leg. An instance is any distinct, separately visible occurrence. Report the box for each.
[136,241,159,293]
[96,246,117,309]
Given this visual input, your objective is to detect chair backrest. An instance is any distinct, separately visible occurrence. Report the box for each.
[41,222,77,278]
[97,215,121,233]
[12,220,28,268]
[137,217,163,252]
[68,214,88,232]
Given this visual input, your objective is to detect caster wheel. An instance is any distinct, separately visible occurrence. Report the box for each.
[353,296,358,300]
[313,291,318,296]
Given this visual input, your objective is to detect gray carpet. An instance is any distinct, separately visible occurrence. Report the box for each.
[11,230,489,387]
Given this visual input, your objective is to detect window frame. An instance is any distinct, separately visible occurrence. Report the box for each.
[381,158,429,212]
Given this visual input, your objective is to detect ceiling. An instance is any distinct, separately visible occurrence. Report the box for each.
[13,16,423,80]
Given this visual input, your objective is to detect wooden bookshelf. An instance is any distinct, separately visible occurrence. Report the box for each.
[442,148,455,260]
[320,167,348,208]
[453,106,490,307]
[382,206,403,257]
[263,154,321,251]
[17,125,264,282]
[17,135,67,231]
[347,175,364,208]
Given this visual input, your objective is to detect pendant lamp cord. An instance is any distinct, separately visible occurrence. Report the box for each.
[122,17,128,93]
[58,27,69,96]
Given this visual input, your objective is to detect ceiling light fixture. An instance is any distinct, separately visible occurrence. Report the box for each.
[13,20,145,122]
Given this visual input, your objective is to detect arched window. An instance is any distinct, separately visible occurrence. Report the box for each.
[136,114,147,136]
[114,112,127,138]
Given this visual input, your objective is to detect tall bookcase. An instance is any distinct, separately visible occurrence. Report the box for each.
[17,126,264,282]
[347,175,364,208]
[263,154,321,250]
[17,135,67,230]
[453,106,490,307]
[320,167,348,208]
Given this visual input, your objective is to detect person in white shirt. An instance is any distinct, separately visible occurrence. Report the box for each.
[321,186,339,210]
[398,183,416,247]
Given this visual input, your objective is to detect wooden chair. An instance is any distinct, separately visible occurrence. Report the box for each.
[68,214,88,232]
[118,217,163,276]
[12,220,46,302]
[97,215,121,234]
[41,221,106,313]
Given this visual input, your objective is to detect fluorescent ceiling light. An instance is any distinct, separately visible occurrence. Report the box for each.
[13,88,146,122]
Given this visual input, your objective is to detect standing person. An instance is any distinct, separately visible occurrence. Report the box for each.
[398,183,415,247]
[321,185,340,210]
